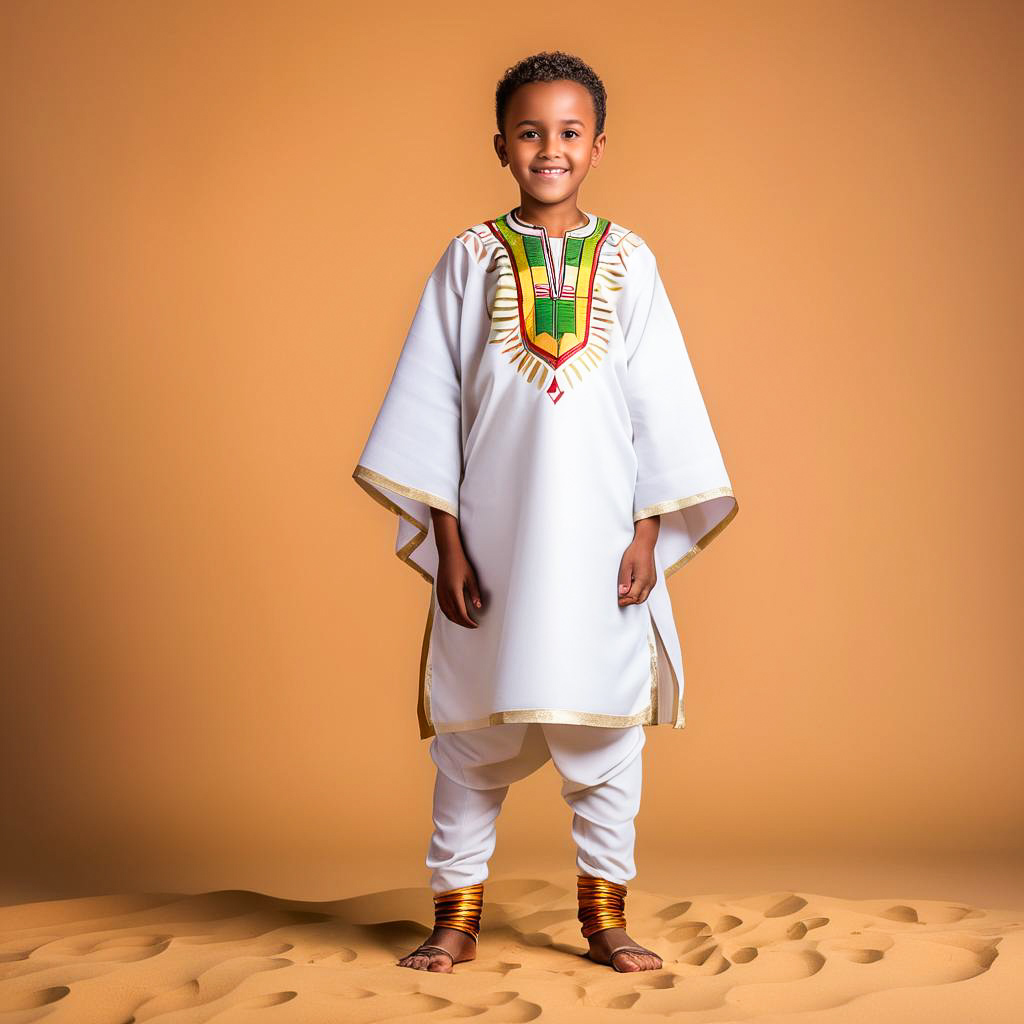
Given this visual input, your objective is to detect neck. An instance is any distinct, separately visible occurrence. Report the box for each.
[514,194,587,238]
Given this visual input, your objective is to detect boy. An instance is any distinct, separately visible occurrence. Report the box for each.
[353,50,737,973]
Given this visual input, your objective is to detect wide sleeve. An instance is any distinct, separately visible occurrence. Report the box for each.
[620,240,738,577]
[352,236,472,583]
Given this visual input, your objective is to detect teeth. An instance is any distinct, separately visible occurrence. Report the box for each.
[535,168,566,174]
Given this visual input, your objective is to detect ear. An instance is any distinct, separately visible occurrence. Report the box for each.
[591,131,607,167]
[493,132,508,166]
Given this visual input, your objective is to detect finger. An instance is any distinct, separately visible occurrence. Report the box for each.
[617,559,634,598]
[465,570,483,611]
[618,572,644,605]
[453,585,478,628]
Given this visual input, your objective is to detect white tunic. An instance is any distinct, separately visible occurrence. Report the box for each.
[353,208,738,738]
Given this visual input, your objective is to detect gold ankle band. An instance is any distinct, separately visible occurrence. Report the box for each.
[577,875,628,937]
[433,882,484,941]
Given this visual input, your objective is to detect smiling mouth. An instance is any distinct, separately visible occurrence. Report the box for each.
[532,167,568,176]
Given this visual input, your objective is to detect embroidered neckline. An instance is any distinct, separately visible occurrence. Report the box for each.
[504,209,598,296]
[507,207,597,240]
[485,210,612,403]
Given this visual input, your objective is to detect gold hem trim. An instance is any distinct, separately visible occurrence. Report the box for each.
[429,704,656,734]
[634,485,735,522]
[419,608,662,739]
[647,614,659,724]
[417,590,436,739]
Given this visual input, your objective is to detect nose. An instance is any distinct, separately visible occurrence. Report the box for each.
[539,132,563,159]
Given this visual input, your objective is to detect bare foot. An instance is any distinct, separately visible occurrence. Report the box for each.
[397,926,476,972]
[587,926,663,972]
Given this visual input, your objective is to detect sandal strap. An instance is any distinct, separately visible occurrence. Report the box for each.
[609,944,662,968]
[410,944,455,962]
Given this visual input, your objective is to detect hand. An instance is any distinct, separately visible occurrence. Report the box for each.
[431,507,484,628]
[617,516,660,606]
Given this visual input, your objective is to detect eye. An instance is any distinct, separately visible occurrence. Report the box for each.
[520,130,539,139]
[563,129,580,138]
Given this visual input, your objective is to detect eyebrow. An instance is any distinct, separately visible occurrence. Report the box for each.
[514,118,586,128]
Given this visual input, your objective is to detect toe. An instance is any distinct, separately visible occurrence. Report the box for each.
[615,950,662,971]
[614,951,643,972]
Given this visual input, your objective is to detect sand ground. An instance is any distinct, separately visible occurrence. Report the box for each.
[1,869,1022,1022]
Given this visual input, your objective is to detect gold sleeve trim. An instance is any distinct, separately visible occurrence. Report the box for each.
[352,464,458,585]
[633,485,735,521]
[663,496,739,579]
[353,464,457,517]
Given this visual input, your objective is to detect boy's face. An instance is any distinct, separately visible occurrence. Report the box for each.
[494,80,606,207]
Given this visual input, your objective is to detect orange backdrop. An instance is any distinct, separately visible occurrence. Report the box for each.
[2,0,1021,906]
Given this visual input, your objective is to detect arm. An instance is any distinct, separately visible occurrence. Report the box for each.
[618,513,661,606]
[430,507,484,628]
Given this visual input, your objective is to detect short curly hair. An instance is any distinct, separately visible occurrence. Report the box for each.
[495,50,607,137]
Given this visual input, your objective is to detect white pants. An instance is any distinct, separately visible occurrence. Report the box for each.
[426,722,645,893]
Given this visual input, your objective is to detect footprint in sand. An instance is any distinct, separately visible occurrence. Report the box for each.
[43,933,172,962]
[764,894,809,918]
[919,933,1001,970]
[308,947,357,965]
[716,948,827,982]
[712,915,743,933]
[843,947,885,963]
[787,916,829,939]
[880,904,920,923]
[128,956,295,1020]
[656,900,693,920]
[678,941,720,967]
[465,993,541,1021]
[475,991,522,1005]
[666,921,710,943]
[0,985,70,1012]
[235,990,297,1008]
[334,984,375,998]
[604,975,679,1010]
